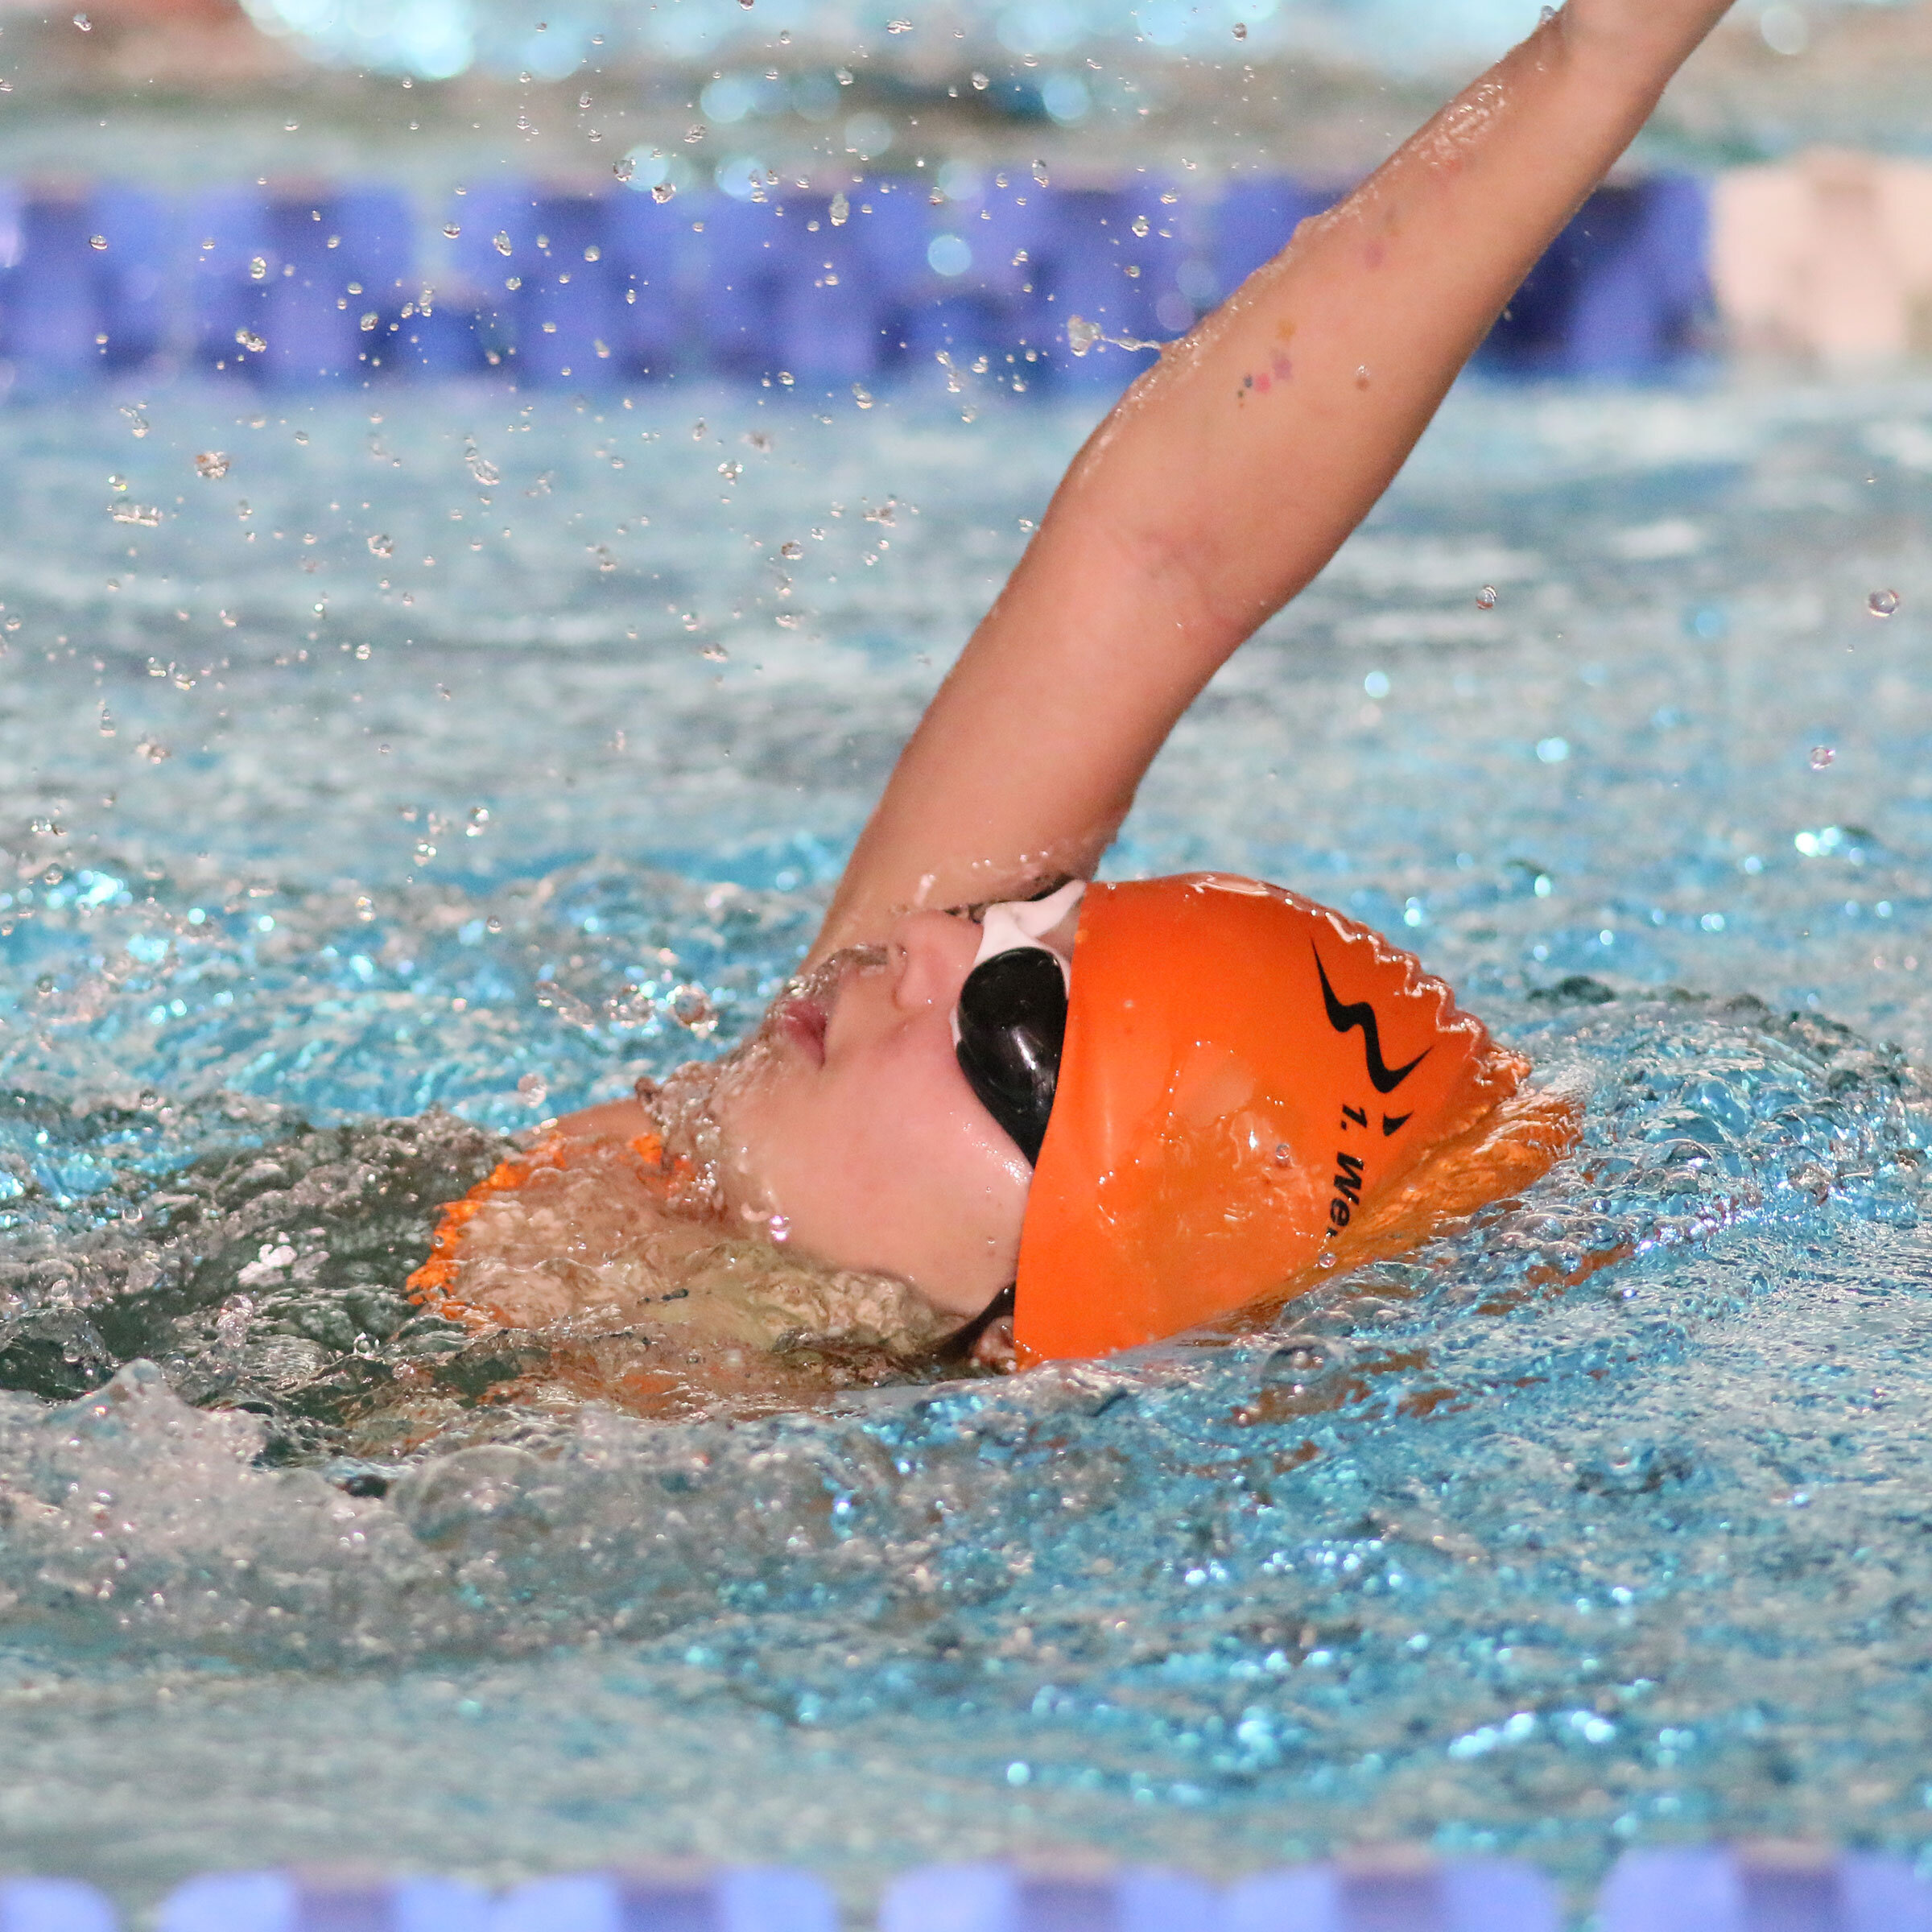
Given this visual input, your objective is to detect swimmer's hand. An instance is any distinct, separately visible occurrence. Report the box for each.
[810,0,1736,960]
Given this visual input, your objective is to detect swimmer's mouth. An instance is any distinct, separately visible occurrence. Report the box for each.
[775,993,829,1066]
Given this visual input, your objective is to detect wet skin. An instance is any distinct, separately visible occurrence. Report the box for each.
[712,911,1035,1319]
[562,908,1072,1325]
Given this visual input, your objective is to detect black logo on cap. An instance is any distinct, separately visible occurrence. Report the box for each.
[1313,946,1427,1094]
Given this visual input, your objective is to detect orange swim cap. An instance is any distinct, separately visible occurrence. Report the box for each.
[1013,873,1546,1363]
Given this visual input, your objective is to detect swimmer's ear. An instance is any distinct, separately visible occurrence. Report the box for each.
[968,1316,1018,1375]
[937,1282,1017,1364]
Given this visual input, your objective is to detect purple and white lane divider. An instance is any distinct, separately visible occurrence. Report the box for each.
[6,1844,1929,1932]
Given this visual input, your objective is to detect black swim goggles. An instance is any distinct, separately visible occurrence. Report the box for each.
[951,881,1085,1166]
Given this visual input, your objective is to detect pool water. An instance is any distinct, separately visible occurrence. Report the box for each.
[1,366,1930,1921]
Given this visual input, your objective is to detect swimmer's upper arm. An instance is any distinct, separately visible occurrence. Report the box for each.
[808,0,1737,962]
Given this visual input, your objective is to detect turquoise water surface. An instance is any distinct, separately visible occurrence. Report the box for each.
[1,369,1930,1919]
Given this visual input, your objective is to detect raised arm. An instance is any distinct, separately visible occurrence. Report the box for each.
[807,0,1734,962]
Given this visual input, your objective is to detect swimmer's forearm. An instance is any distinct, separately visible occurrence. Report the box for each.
[811,0,1733,957]
[1046,0,1735,641]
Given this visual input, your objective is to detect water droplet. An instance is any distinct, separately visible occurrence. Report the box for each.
[466,806,489,836]
[700,643,729,663]
[1132,214,1150,237]
[72,11,89,26]
[583,244,601,262]
[1032,159,1049,186]
[248,256,268,280]
[1810,745,1836,770]
[194,451,229,480]
[1067,316,1101,357]
[612,155,636,183]
[651,182,676,204]
[830,191,849,227]
[367,533,394,557]
[1869,588,1900,618]
[887,17,912,31]
[971,70,989,89]
[234,328,266,353]
[88,233,107,251]
[1476,584,1498,610]
[1233,19,1248,36]
[852,383,873,409]
[493,231,512,256]
[360,312,379,332]
[780,540,803,560]
[443,221,460,238]
[517,1072,548,1108]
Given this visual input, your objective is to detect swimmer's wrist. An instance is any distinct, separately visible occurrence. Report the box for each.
[1547,0,1735,89]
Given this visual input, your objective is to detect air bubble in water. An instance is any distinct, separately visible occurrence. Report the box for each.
[195,451,230,480]
[1811,745,1836,770]
[650,182,675,204]
[466,806,489,836]
[1869,588,1900,617]
[780,540,803,559]
[493,231,513,256]
[613,156,636,183]
[235,328,266,353]
[1032,159,1049,186]
[443,222,460,238]
[89,233,107,251]
[830,191,849,227]
[517,1073,548,1108]
[249,255,268,280]
[1132,214,1149,237]
[1476,584,1499,609]
[1233,20,1247,36]
[368,533,394,557]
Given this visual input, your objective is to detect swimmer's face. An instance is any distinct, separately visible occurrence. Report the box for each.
[710,911,1036,1319]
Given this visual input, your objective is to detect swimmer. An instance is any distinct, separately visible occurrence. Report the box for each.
[413,0,1739,1397]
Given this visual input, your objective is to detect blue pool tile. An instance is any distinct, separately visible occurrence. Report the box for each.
[1224,1856,1560,1930]
[878,1863,1217,1932]
[493,1868,838,1932]
[0,1879,118,1932]
[1598,1844,1932,1932]
[157,1872,489,1932]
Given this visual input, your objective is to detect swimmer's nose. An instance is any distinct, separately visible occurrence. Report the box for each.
[888,911,980,1013]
